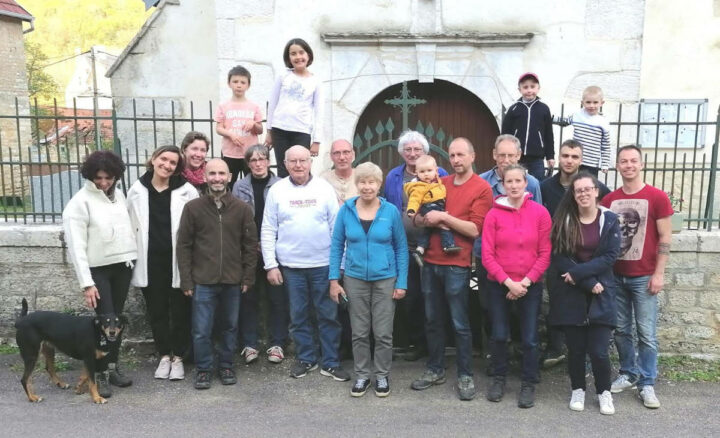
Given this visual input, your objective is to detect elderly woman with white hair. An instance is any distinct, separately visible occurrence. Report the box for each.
[383,130,448,361]
[329,162,409,398]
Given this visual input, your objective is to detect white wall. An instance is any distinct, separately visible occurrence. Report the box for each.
[110,0,219,166]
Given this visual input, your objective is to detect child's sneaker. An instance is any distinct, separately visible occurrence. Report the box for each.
[241,347,259,364]
[266,346,284,364]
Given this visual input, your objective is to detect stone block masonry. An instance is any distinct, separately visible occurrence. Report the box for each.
[0,224,149,344]
[1,224,719,357]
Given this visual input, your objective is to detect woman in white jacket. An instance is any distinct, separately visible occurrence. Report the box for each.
[127,145,198,381]
[63,150,137,398]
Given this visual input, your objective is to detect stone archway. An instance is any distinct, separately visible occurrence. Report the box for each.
[352,80,499,173]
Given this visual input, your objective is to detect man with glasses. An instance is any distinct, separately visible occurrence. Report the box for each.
[384,130,448,362]
[320,139,358,359]
[261,145,350,381]
[321,139,358,204]
[231,145,288,365]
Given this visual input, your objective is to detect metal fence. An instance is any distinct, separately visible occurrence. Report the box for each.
[1,97,719,229]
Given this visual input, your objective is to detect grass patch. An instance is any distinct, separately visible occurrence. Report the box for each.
[0,344,20,354]
[659,355,720,382]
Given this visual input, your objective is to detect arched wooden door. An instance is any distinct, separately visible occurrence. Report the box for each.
[353,80,499,173]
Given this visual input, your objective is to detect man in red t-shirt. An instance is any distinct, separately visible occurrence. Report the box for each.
[600,145,672,409]
[409,138,493,401]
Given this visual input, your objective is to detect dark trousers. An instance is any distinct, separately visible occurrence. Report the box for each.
[394,253,426,349]
[487,280,542,383]
[579,165,600,177]
[90,261,133,369]
[222,156,250,189]
[422,263,473,377]
[543,277,565,355]
[520,156,547,181]
[416,202,457,250]
[192,284,241,371]
[142,283,191,358]
[239,265,290,349]
[271,127,311,178]
[563,324,613,393]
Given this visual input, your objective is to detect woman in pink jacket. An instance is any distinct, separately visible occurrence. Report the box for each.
[481,164,551,409]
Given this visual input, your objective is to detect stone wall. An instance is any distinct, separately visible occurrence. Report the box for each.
[0,224,149,344]
[0,16,32,199]
[1,223,719,357]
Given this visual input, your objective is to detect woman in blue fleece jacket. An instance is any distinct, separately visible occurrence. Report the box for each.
[329,162,408,398]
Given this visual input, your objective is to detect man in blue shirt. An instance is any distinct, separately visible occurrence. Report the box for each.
[384,130,447,362]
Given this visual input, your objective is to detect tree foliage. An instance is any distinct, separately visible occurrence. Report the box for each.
[22,0,151,101]
[25,40,59,103]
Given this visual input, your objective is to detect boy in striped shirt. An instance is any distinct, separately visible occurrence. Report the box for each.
[556,86,612,176]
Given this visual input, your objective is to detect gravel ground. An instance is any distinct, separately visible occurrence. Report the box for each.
[1,350,719,438]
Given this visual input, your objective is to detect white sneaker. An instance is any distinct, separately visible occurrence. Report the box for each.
[598,390,615,415]
[169,356,185,381]
[639,385,660,409]
[569,388,585,411]
[241,347,259,364]
[154,355,171,379]
[610,374,637,393]
[266,345,285,364]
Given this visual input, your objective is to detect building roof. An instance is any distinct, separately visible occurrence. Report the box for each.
[0,0,33,22]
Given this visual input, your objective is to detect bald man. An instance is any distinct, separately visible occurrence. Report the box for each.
[261,145,349,381]
[321,139,358,205]
[177,158,258,390]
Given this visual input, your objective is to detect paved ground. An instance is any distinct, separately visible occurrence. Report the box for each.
[1,350,718,438]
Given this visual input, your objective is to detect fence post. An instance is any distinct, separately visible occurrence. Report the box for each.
[704,105,720,230]
[111,103,120,155]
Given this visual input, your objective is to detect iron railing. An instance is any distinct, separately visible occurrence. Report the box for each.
[1,97,719,229]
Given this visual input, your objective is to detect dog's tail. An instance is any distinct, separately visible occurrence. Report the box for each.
[14,298,29,328]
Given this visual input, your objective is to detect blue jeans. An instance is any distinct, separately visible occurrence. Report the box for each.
[282,266,340,368]
[416,202,457,250]
[421,263,473,377]
[615,274,658,387]
[240,266,289,349]
[520,157,547,181]
[487,280,542,383]
[192,284,241,371]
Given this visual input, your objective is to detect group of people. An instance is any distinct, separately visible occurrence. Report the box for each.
[60,45,672,415]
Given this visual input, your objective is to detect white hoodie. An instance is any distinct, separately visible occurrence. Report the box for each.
[62,180,137,288]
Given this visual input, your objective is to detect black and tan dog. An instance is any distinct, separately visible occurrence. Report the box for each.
[14,298,126,404]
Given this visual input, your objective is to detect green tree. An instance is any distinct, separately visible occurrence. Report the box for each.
[25,40,59,103]
[21,0,151,101]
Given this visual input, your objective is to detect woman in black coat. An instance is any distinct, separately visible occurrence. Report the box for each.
[548,172,620,416]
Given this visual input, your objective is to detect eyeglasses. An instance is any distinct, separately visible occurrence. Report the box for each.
[249,157,268,164]
[331,150,353,157]
[574,187,597,195]
[285,158,311,166]
[402,147,424,154]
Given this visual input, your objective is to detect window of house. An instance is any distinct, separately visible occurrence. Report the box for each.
[639,99,708,149]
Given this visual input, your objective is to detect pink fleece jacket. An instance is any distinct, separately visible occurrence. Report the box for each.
[481,193,551,283]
